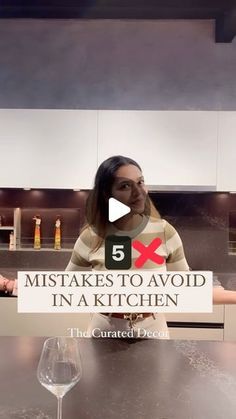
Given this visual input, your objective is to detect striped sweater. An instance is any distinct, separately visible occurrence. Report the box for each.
[66,216,189,271]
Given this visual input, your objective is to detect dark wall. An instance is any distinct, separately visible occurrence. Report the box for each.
[151,192,234,273]
[0,20,236,110]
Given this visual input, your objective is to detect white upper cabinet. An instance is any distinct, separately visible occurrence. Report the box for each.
[0,109,221,190]
[0,109,97,189]
[217,112,236,192]
[97,111,218,188]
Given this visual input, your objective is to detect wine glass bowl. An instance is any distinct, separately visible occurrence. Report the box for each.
[37,337,82,419]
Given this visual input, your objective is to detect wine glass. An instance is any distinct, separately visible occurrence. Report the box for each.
[37,337,82,419]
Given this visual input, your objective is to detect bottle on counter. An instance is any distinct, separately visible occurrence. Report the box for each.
[9,231,15,251]
[54,217,61,250]
[33,215,41,250]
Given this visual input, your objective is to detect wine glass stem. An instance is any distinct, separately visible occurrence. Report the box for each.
[57,396,63,419]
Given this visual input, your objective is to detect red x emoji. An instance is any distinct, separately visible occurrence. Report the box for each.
[132,238,165,268]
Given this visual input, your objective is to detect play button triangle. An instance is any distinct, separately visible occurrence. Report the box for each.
[108,198,131,222]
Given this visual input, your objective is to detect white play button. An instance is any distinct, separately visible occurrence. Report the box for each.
[108,198,131,222]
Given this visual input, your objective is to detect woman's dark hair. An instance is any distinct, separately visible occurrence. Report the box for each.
[84,155,159,250]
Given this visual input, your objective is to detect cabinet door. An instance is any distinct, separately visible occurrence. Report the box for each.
[98,111,217,187]
[224,305,236,341]
[166,306,224,340]
[168,328,223,340]
[0,109,97,189]
[165,305,224,323]
[217,112,236,192]
[0,299,90,336]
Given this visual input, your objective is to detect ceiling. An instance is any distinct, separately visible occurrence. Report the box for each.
[0,0,236,42]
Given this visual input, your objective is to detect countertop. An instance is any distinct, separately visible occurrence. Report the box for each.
[1,337,236,418]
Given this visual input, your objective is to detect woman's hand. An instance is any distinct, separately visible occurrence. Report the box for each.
[0,274,16,295]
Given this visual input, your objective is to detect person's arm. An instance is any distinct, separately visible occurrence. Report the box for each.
[66,227,93,271]
[213,286,236,304]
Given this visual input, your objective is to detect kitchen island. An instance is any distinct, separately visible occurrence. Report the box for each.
[0,337,236,418]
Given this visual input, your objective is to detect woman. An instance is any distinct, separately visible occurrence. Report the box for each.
[2,155,236,334]
[66,155,235,339]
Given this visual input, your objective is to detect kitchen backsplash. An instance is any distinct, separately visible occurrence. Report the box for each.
[1,189,236,274]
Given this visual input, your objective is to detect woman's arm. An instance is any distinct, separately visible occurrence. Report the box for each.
[66,228,93,271]
[213,286,236,304]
